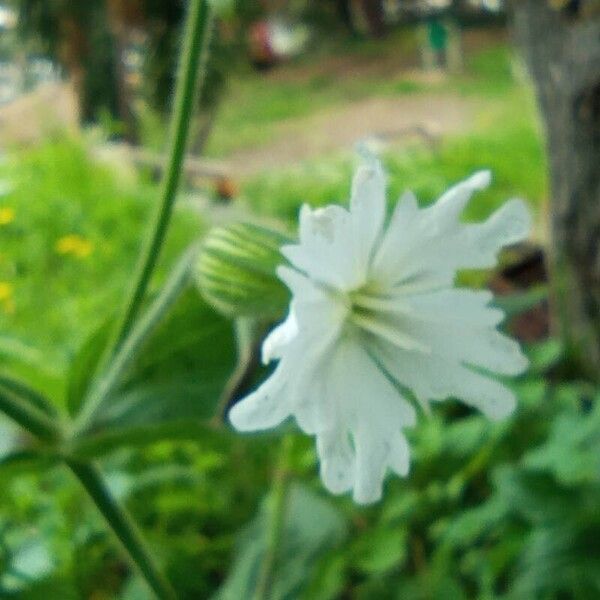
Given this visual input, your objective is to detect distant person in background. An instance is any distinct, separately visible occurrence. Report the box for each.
[420,2,463,73]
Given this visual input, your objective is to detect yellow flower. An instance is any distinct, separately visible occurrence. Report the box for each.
[0,281,12,301]
[0,281,14,314]
[55,234,94,259]
[0,207,15,225]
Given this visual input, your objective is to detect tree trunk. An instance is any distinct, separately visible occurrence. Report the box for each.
[59,16,88,122]
[512,0,600,375]
[106,0,140,143]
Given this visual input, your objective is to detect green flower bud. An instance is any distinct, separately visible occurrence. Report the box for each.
[195,222,291,318]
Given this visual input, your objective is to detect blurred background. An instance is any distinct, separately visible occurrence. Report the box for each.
[1,0,600,598]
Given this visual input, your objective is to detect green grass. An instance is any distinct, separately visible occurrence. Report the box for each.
[205,28,426,157]
[206,39,521,157]
[0,136,202,368]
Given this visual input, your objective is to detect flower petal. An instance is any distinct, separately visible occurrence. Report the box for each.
[317,428,355,495]
[350,157,387,279]
[281,205,360,290]
[371,171,528,291]
[388,431,411,476]
[261,308,298,364]
[371,340,518,420]
[324,337,415,504]
[463,198,532,269]
[228,366,291,431]
[431,170,491,226]
[353,427,389,504]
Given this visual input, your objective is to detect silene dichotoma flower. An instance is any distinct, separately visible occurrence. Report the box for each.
[230,158,531,504]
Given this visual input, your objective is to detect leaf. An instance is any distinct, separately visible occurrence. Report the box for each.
[215,483,347,600]
[352,527,407,575]
[75,250,197,429]
[70,421,214,459]
[76,288,236,455]
[0,335,43,366]
[0,375,58,418]
[0,336,65,410]
[442,416,489,458]
[0,418,21,460]
[493,285,547,318]
[301,554,347,600]
[66,319,113,417]
[438,497,508,550]
[101,379,221,429]
[510,522,600,599]
[525,338,563,374]
[491,466,575,524]
[523,401,600,486]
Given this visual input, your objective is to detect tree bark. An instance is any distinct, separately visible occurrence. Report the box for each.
[512,0,600,375]
[105,11,137,142]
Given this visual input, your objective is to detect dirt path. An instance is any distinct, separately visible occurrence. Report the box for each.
[0,81,477,178]
[226,91,477,176]
[0,82,78,147]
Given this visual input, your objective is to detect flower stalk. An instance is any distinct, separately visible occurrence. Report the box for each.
[68,460,176,600]
[108,0,213,357]
[254,435,295,600]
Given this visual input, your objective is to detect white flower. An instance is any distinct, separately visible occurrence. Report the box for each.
[230,157,531,504]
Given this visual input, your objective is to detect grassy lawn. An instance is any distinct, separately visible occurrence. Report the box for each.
[206,33,519,157]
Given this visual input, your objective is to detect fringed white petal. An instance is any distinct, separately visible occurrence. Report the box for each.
[371,339,519,421]
[350,157,387,280]
[261,309,298,364]
[228,366,291,431]
[281,204,361,290]
[372,172,530,290]
[317,428,355,495]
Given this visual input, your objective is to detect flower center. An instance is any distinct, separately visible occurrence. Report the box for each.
[342,286,430,353]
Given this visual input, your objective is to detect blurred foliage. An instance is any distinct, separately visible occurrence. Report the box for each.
[14,0,241,136]
[4,333,600,598]
[16,0,120,124]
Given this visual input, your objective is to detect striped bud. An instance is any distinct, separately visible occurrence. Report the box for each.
[195,222,291,318]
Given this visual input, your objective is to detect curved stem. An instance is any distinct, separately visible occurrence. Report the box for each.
[254,435,295,600]
[108,0,213,356]
[68,460,176,600]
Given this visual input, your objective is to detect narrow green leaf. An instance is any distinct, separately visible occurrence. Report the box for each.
[75,248,197,434]
[215,484,347,600]
[67,319,113,417]
[493,285,547,317]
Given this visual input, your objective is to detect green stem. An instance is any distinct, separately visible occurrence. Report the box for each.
[254,435,295,600]
[109,0,213,356]
[68,460,176,600]
[0,384,62,443]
